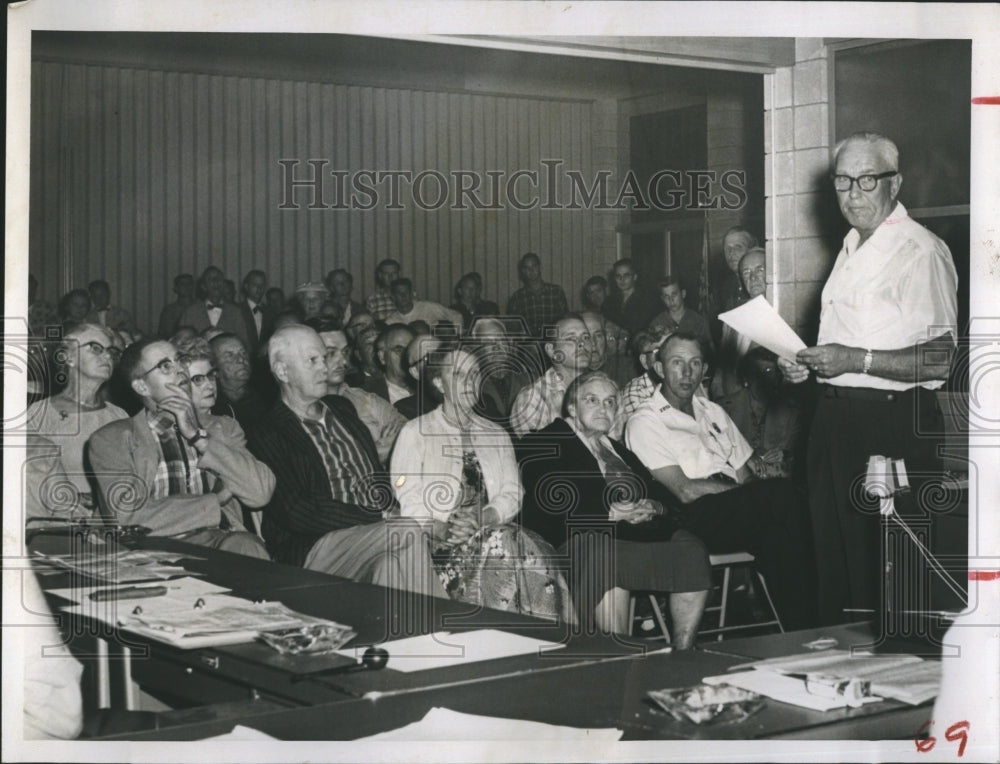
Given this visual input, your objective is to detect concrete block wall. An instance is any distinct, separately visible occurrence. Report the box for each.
[765,38,841,344]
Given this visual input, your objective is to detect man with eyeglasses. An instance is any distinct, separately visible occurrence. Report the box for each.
[246,325,444,596]
[626,332,817,630]
[306,316,406,465]
[778,132,958,625]
[510,313,593,437]
[89,337,273,557]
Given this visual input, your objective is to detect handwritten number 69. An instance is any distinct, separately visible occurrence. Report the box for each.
[916,720,970,757]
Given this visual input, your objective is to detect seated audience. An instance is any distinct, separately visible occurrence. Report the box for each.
[264,286,286,315]
[344,309,377,344]
[58,288,92,326]
[715,347,803,480]
[510,313,593,437]
[581,275,608,314]
[157,273,196,339]
[367,323,416,405]
[89,337,271,557]
[223,279,238,304]
[468,317,532,432]
[518,371,710,644]
[648,276,713,352]
[712,246,767,400]
[179,266,251,349]
[365,258,401,322]
[86,279,140,338]
[581,309,632,391]
[26,323,129,513]
[618,328,665,420]
[625,332,817,629]
[392,344,573,621]
[208,333,271,430]
[450,272,500,331]
[394,334,441,420]
[176,335,262,535]
[347,323,382,389]
[384,277,462,330]
[247,325,443,596]
[291,281,329,323]
[325,268,363,326]
[308,316,406,465]
[717,226,757,313]
[506,252,569,338]
[604,259,660,335]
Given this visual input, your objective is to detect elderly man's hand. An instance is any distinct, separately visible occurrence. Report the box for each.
[797,344,862,379]
[777,356,811,384]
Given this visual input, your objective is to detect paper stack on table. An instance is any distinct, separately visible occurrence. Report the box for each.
[360,707,623,741]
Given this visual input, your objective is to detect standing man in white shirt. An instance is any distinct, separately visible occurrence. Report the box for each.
[779,132,958,625]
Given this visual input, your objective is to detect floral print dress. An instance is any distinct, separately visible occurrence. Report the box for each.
[433,445,575,624]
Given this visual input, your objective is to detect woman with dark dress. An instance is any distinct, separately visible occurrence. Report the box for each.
[518,370,710,646]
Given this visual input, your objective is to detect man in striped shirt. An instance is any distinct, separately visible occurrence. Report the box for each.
[248,325,444,596]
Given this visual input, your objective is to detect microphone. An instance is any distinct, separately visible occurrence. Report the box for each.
[291,646,389,684]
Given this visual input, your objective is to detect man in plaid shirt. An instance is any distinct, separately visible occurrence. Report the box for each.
[365,258,401,322]
[505,252,569,338]
[90,338,272,557]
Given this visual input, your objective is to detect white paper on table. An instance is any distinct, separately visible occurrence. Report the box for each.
[338,629,565,673]
[360,706,622,741]
[718,295,807,362]
[47,576,230,604]
[703,670,883,712]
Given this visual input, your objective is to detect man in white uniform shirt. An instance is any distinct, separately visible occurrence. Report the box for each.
[627,332,816,629]
[780,132,957,625]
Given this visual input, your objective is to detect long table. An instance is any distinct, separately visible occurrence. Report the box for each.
[30,532,938,741]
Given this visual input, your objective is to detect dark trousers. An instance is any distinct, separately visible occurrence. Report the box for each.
[680,478,817,630]
[807,386,944,625]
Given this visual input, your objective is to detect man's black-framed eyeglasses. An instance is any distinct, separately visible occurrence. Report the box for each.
[140,356,179,377]
[831,171,897,193]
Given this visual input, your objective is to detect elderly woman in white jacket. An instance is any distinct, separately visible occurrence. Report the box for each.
[391,344,573,623]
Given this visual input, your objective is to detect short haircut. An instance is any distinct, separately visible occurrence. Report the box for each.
[612,258,633,272]
[584,275,607,290]
[739,247,767,269]
[174,273,194,287]
[265,286,284,299]
[119,336,164,382]
[326,268,353,285]
[390,277,413,291]
[243,269,266,285]
[562,370,618,417]
[723,226,758,248]
[419,343,465,405]
[519,252,540,267]
[376,323,413,351]
[658,275,684,291]
[267,324,316,369]
[657,330,707,365]
[176,336,212,364]
[376,258,401,275]
[305,315,343,334]
[208,332,244,354]
[58,288,91,317]
[88,279,110,292]
[833,131,899,171]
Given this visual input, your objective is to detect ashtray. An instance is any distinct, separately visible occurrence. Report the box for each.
[647,683,765,725]
[258,623,357,656]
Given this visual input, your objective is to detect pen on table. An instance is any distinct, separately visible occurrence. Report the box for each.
[89,585,169,601]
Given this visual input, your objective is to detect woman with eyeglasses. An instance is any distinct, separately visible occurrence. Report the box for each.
[174,337,218,419]
[517,371,711,646]
[391,344,575,623]
[25,323,128,516]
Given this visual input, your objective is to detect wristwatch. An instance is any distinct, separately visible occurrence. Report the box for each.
[862,349,874,375]
[186,428,208,446]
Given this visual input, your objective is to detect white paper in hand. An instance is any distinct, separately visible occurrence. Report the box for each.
[718,296,806,362]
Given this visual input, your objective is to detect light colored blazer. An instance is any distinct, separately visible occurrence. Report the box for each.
[391,406,522,525]
[89,410,275,536]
